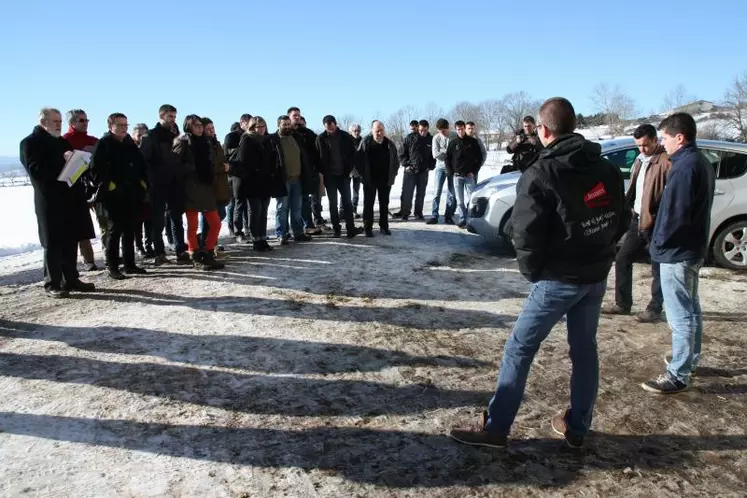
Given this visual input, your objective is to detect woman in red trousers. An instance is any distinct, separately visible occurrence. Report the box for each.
[173,115,224,270]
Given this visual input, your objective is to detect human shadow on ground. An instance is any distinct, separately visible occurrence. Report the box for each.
[0,320,490,374]
[63,288,512,331]
[1,411,745,490]
[0,352,492,417]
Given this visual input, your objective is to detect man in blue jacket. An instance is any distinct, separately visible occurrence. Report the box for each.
[641,113,714,394]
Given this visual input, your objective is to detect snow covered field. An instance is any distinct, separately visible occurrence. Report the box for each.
[1,145,746,496]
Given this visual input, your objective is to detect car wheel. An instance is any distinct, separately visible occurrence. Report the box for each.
[712,220,747,271]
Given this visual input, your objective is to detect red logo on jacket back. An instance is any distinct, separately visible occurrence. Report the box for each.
[584,182,610,208]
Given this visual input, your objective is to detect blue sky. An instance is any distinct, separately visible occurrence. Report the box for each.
[1,0,745,157]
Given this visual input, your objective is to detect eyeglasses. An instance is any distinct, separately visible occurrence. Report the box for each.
[78,118,90,123]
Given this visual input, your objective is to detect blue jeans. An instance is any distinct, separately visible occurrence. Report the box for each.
[661,259,703,384]
[454,175,476,221]
[276,179,304,238]
[486,279,607,438]
[431,167,455,218]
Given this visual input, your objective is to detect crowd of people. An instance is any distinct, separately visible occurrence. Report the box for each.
[19,96,713,449]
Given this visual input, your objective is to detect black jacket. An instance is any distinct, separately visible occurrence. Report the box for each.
[511,133,629,284]
[506,132,544,173]
[236,133,277,198]
[140,123,183,191]
[266,132,315,197]
[445,135,483,176]
[649,143,715,263]
[90,133,148,219]
[19,126,95,246]
[355,135,400,187]
[293,126,321,174]
[224,123,243,175]
[399,132,436,174]
[316,129,356,177]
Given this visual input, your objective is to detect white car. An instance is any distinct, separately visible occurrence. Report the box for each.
[467,138,747,271]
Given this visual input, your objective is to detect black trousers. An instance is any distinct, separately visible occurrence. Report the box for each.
[248,196,271,241]
[363,182,391,230]
[43,240,79,289]
[614,215,663,312]
[107,214,136,269]
[232,177,250,236]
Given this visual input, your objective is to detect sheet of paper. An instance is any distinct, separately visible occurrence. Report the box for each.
[57,150,92,186]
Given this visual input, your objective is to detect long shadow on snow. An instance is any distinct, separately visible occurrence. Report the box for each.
[0,320,490,374]
[1,411,745,490]
[0,352,491,417]
[64,288,512,331]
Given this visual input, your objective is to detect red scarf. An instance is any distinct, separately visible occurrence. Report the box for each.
[62,128,98,150]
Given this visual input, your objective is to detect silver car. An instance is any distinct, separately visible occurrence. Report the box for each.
[467,138,747,271]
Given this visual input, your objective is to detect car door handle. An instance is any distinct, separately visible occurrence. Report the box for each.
[714,189,725,195]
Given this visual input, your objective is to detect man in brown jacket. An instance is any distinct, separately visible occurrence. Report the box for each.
[604,124,671,322]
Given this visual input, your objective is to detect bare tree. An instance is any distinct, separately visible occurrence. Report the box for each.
[337,114,361,132]
[723,72,747,142]
[590,83,636,135]
[662,84,696,112]
[478,99,508,147]
[422,101,445,128]
[502,91,542,134]
[448,101,482,127]
[385,105,419,146]
[7,170,18,186]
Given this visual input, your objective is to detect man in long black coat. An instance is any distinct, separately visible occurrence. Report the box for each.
[19,108,96,298]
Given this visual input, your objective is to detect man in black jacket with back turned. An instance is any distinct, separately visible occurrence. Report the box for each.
[450,98,628,450]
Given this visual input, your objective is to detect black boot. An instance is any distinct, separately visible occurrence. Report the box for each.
[202,251,225,270]
[192,251,209,271]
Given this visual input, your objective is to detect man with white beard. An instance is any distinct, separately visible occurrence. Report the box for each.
[19,108,96,298]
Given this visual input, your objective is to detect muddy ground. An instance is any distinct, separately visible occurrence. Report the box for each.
[0,220,745,497]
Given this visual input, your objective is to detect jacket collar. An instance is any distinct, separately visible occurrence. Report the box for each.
[670,142,696,160]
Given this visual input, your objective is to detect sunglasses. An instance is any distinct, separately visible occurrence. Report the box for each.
[78,118,90,123]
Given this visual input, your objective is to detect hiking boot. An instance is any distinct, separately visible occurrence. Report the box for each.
[123,265,147,275]
[400,215,409,222]
[45,287,70,299]
[636,309,662,323]
[601,304,631,315]
[347,227,363,239]
[64,280,96,292]
[365,228,374,237]
[108,267,126,280]
[333,227,342,238]
[458,221,468,229]
[203,251,225,270]
[192,252,210,271]
[380,227,392,236]
[415,214,425,221]
[280,236,291,246]
[259,240,273,251]
[306,227,323,235]
[444,217,455,225]
[294,234,312,242]
[426,217,438,225]
[550,409,584,449]
[641,373,689,394]
[83,262,99,272]
[449,411,507,449]
[664,355,697,377]
[153,254,169,266]
[235,233,247,244]
[176,252,192,265]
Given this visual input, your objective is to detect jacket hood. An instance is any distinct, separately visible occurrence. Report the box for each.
[230,122,242,133]
[540,133,601,169]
